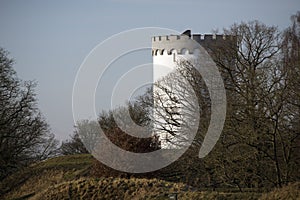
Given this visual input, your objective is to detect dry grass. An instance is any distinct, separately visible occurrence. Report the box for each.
[259,182,300,200]
[29,177,263,200]
[1,154,298,200]
[31,177,188,200]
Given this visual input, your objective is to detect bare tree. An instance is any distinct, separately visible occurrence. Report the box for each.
[0,48,58,180]
[149,20,300,189]
[152,60,206,149]
[35,132,59,160]
[59,131,89,155]
[280,11,300,184]
[214,20,300,188]
[98,104,160,153]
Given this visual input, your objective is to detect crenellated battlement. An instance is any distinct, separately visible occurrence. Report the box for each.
[152,34,234,43]
[152,31,236,56]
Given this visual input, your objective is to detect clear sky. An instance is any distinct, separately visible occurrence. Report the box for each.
[0,0,299,140]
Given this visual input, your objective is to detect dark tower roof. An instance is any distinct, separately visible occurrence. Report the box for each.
[181,30,191,37]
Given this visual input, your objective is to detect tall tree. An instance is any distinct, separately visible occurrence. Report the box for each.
[0,48,58,180]
[211,20,300,188]
[149,20,300,189]
[281,11,300,184]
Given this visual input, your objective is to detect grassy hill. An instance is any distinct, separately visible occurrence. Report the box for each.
[0,154,94,199]
[0,154,298,200]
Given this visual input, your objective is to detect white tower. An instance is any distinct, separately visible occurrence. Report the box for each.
[151,30,201,148]
[151,30,234,148]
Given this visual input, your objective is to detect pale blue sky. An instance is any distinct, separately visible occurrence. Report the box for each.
[0,0,299,140]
